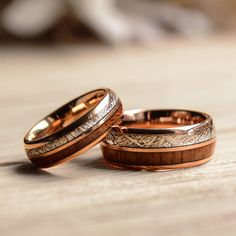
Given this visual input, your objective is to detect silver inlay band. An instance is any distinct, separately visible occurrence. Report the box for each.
[103,109,216,149]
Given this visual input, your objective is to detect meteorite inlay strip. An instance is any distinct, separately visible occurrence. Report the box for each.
[26,92,119,156]
[104,121,216,149]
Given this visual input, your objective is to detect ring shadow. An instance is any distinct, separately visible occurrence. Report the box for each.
[1,160,62,179]
[14,162,56,177]
[0,159,58,177]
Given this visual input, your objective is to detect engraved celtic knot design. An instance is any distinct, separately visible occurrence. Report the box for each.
[27,92,119,156]
[105,121,215,149]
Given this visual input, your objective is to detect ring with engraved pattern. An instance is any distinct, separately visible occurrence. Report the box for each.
[101,109,216,171]
[24,88,123,168]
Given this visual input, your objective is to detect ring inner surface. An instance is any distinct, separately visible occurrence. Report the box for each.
[122,110,206,129]
[26,90,106,142]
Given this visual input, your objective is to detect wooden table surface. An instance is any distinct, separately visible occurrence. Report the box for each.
[1,36,236,236]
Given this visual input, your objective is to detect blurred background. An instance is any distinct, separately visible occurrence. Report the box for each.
[1,0,236,104]
[1,0,236,44]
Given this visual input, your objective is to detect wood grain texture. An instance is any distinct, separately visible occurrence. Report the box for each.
[0,35,236,236]
[101,139,216,168]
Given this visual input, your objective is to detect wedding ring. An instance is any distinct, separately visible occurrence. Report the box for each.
[24,88,123,168]
[101,109,216,171]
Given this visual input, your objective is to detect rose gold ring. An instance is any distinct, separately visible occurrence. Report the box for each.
[24,88,123,168]
[101,109,216,171]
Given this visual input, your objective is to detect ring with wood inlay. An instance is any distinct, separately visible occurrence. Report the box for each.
[101,109,216,171]
[24,88,123,168]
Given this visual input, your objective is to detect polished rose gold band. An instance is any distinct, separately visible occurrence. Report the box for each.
[24,88,123,168]
[101,109,216,171]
